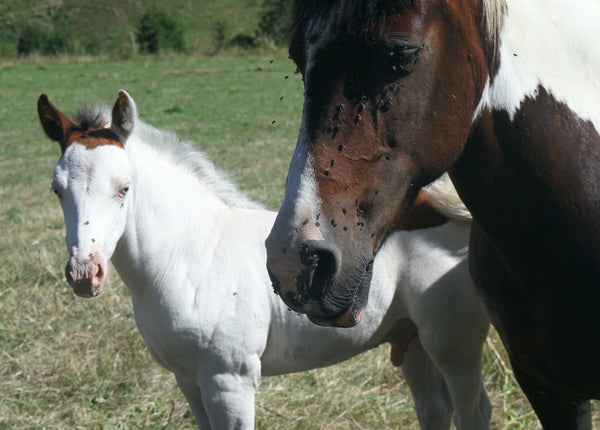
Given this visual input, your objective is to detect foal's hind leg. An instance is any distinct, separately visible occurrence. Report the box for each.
[512,365,592,430]
[401,337,453,430]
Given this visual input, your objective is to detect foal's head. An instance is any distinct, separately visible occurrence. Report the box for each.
[266,0,497,326]
[39,91,137,297]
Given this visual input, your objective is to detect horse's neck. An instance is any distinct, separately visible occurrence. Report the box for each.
[485,0,600,131]
[112,139,230,298]
[456,1,600,274]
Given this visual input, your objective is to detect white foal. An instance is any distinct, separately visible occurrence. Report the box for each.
[39,90,490,429]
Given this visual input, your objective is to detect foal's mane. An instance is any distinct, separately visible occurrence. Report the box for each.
[74,105,261,210]
[425,175,472,222]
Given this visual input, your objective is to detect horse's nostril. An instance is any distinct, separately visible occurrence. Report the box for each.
[300,240,340,299]
[309,249,337,298]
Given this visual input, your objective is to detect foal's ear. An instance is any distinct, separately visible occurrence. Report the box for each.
[111,89,137,142]
[37,94,75,151]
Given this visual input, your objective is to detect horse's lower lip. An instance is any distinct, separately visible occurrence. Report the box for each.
[307,298,363,328]
[71,281,103,298]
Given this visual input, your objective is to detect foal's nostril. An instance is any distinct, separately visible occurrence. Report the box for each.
[300,240,340,299]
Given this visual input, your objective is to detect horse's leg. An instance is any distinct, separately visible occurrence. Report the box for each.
[426,349,491,430]
[401,337,453,430]
[175,374,211,429]
[413,259,491,430]
[512,365,591,429]
[198,372,257,429]
[468,222,590,429]
[192,354,260,430]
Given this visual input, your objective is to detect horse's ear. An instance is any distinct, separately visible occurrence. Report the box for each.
[37,94,75,152]
[111,89,137,142]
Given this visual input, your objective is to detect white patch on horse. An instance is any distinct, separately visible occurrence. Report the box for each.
[294,153,324,241]
[275,124,325,244]
[480,0,600,132]
[54,143,131,261]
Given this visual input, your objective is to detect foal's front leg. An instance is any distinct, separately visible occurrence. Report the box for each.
[191,354,261,430]
[175,374,211,429]
[199,371,259,429]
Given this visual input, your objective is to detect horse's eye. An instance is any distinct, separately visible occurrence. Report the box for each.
[383,43,421,77]
[395,45,420,56]
[117,186,130,199]
[52,187,62,198]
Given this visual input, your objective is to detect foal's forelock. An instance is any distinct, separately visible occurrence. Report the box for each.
[64,106,124,152]
[74,105,111,132]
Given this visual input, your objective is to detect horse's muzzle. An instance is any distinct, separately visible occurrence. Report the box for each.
[65,254,105,298]
[267,238,372,327]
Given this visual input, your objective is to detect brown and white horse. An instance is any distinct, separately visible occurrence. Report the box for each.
[265,0,600,427]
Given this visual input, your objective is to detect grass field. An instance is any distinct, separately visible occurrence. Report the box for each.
[0,54,597,429]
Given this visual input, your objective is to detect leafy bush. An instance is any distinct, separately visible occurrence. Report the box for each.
[16,11,101,57]
[17,26,48,56]
[210,20,227,55]
[136,6,186,54]
[229,34,258,49]
[224,0,291,52]
[256,0,293,45]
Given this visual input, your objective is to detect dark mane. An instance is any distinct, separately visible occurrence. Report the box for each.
[292,0,416,40]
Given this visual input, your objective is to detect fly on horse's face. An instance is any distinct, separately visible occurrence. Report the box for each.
[266,0,490,326]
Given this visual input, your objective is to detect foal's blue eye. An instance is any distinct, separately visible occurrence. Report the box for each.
[118,186,130,198]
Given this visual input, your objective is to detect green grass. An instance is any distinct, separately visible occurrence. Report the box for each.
[1,54,598,428]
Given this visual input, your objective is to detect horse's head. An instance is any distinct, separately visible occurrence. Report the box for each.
[266,0,496,326]
[39,90,138,297]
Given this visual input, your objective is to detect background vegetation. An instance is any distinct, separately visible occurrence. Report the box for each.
[1,1,599,429]
[1,0,291,58]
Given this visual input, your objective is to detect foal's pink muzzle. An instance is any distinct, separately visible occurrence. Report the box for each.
[65,254,105,298]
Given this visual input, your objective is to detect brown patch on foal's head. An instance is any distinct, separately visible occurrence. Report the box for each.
[38,94,124,153]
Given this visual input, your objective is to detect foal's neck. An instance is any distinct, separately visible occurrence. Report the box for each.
[112,138,231,296]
